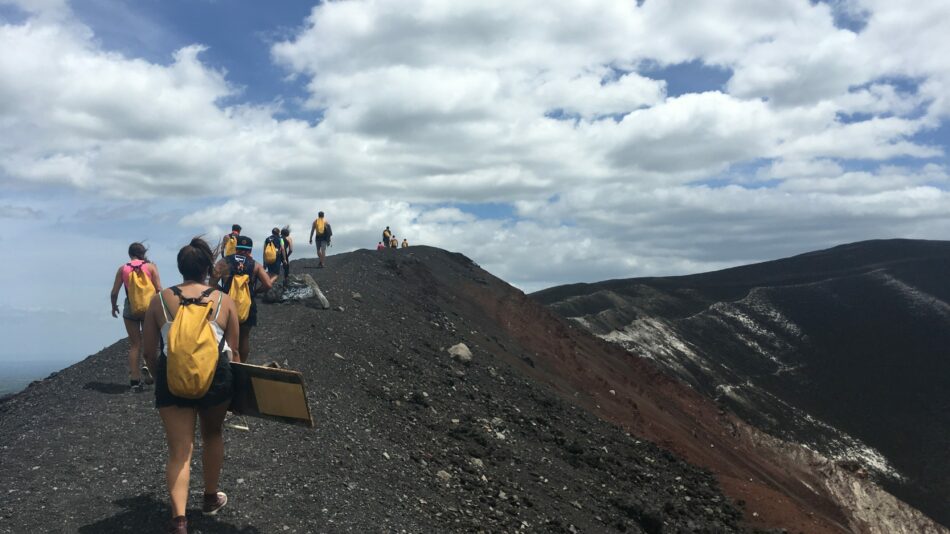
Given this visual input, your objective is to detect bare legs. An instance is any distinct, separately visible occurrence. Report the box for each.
[160,406,196,517]
[199,402,229,494]
[123,318,143,381]
[159,401,230,518]
[237,324,251,364]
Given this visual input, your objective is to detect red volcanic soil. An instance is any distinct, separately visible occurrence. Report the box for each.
[411,248,853,533]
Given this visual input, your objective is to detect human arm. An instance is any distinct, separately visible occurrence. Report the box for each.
[110,267,123,317]
[220,293,240,362]
[255,263,274,293]
[308,222,315,244]
[142,292,163,372]
[210,259,226,289]
[149,263,163,292]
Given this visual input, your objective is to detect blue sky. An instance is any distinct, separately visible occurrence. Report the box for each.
[2,0,950,366]
[72,1,314,110]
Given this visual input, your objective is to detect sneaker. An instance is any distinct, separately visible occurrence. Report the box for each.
[141,366,154,385]
[202,491,228,515]
[167,515,187,534]
[130,381,144,393]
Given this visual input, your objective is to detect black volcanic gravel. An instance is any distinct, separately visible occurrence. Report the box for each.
[535,238,950,529]
[0,247,745,533]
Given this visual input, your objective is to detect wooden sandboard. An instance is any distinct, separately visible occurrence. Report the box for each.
[229,362,314,428]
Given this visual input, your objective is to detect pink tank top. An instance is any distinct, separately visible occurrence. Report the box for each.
[121,260,153,290]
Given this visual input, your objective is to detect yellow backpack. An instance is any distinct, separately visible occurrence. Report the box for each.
[224,234,237,257]
[226,256,254,322]
[162,287,222,399]
[126,261,155,318]
[263,239,278,265]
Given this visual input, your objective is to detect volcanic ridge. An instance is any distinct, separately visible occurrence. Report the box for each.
[535,239,950,530]
[0,244,945,533]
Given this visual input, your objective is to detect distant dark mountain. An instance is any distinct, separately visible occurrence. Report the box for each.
[534,239,950,528]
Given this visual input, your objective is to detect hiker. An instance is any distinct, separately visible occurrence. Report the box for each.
[401,238,409,248]
[376,242,385,251]
[308,211,332,268]
[262,228,285,283]
[280,226,294,281]
[141,237,239,534]
[219,224,241,260]
[382,226,392,248]
[390,236,398,249]
[110,242,163,392]
[211,235,273,363]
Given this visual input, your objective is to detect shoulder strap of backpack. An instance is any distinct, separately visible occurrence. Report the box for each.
[171,285,210,307]
[213,291,223,321]
[158,291,171,322]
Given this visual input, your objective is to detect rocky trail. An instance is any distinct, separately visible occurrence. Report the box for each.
[1,248,749,533]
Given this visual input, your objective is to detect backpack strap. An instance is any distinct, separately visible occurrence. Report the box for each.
[158,290,172,322]
[172,285,212,307]
[213,291,224,321]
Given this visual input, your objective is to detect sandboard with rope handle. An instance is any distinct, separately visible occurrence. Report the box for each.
[229,361,314,428]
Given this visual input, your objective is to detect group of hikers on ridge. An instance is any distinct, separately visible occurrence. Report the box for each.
[108,211,333,533]
[378,225,409,250]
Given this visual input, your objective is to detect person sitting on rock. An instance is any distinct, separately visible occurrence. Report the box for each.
[141,237,240,534]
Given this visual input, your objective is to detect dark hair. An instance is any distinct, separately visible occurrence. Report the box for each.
[177,237,215,282]
[128,242,148,261]
[232,224,242,232]
[281,226,290,237]
[272,227,280,236]
[318,211,324,217]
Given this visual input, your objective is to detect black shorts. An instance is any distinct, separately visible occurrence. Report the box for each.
[241,299,258,328]
[154,351,233,410]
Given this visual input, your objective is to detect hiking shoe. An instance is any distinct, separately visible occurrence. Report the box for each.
[130,382,144,393]
[167,515,187,534]
[202,491,228,515]
[141,366,154,385]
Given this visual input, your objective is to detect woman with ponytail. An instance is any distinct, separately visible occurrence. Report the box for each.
[110,242,162,391]
[142,237,240,534]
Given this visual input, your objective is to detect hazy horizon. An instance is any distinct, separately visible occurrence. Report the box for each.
[2,0,948,364]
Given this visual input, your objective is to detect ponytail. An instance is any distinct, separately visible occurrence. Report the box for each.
[177,237,215,282]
